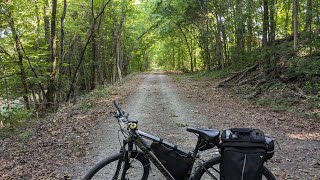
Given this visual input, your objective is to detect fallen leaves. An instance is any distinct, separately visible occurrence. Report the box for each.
[287,132,320,141]
[0,74,144,179]
[173,74,320,180]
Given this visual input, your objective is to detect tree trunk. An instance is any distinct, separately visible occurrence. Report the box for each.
[216,13,223,70]
[2,65,10,114]
[235,0,245,52]
[176,24,193,72]
[190,30,196,71]
[172,47,175,70]
[57,0,67,107]
[204,1,210,71]
[46,0,58,107]
[35,1,41,50]
[262,0,269,47]
[293,0,299,51]
[246,0,253,51]
[112,30,118,83]
[221,18,229,66]
[79,59,87,91]
[99,3,105,85]
[6,2,30,109]
[43,0,50,46]
[91,29,98,90]
[66,0,111,102]
[269,0,276,45]
[304,0,312,32]
[178,41,181,70]
[284,0,291,36]
[116,37,122,82]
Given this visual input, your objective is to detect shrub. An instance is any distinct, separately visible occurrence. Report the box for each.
[81,87,114,110]
[0,101,34,128]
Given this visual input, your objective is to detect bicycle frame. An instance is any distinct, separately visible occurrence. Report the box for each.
[112,101,219,180]
[85,102,275,180]
[120,128,215,180]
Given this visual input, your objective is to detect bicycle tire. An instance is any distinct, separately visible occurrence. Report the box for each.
[83,151,150,180]
[193,156,276,180]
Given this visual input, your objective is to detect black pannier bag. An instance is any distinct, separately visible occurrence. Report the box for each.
[150,141,194,180]
[220,128,274,180]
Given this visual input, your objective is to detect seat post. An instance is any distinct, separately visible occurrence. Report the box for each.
[193,137,202,156]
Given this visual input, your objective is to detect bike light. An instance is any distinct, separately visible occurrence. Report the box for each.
[129,123,137,130]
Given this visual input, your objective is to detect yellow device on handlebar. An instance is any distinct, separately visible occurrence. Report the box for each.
[129,123,137,130]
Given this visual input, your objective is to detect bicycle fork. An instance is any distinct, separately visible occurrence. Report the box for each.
[112,140,131,180]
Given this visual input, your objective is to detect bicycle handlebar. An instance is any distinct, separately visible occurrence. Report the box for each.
[113,100,125,117]
[114,100,120,110]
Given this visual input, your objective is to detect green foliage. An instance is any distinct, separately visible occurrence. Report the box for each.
[286,56,320,93]
[1,0,320,124]
[271,105,288,112]
[81,86,115,110]
[306,96,320,110]
[257,97,272,106]
[0,102,34,128]
[287,57,320,80]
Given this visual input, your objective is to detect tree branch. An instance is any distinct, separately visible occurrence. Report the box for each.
[136,17,164,41]
[66,0,112,102]
[20,42,48,101]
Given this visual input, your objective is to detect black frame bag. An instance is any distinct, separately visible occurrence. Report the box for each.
[220,128,273,180]
[150,141,194,180]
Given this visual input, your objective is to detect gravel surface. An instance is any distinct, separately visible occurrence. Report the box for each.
[5,72,316,179]
[173,75,320,180]
[65,72,320,180]
[68,72,218,179]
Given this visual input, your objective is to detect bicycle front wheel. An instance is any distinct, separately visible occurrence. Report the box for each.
[83,151,150,180]
[194,156,276,180]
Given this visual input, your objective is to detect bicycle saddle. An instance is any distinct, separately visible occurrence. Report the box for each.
[187,127,220,142]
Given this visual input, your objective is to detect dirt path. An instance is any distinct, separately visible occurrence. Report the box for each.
[2,72,318,179]
[67,72,214,179]
[64,72,319,179]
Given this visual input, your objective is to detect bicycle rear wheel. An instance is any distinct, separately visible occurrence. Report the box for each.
[83,151,150,180]
[194,156,276,180]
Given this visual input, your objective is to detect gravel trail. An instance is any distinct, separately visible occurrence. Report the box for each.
[67,72,320,180]
[2,72,318,179]
[69,72,213,179]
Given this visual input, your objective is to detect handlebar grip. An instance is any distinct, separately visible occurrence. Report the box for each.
[114,100,121,110]
[114,100,125,117]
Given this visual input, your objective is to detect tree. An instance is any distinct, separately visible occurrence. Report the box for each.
[46,0,58,107]
[304,0,312,32]
[66,0,111,102]
[293,0,299,51]
[1,0,319,117]
[269,0,276,45]
[262,0,269,47]
[57,0,67,106]
[4,0,30,109]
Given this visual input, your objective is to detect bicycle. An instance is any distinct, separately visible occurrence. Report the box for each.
[83,101,276,180]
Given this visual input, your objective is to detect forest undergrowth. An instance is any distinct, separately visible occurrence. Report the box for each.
[182,36,320,121]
